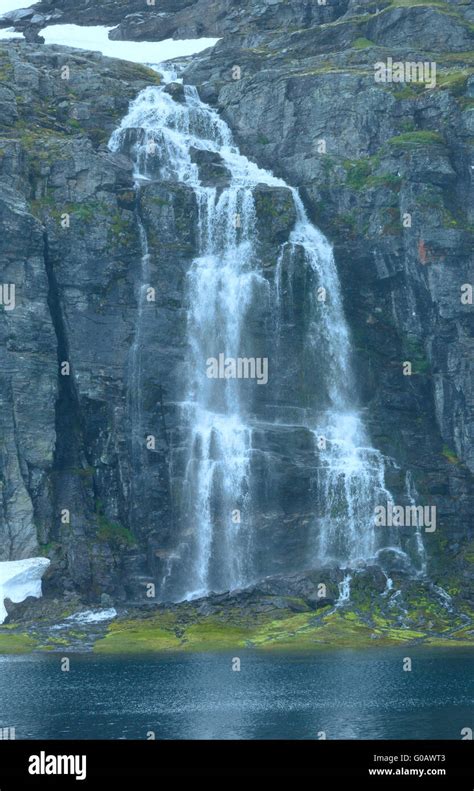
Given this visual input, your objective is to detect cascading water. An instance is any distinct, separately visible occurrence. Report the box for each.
[110,70,413,601]
[129,215,151,480]
[405,471,428,575]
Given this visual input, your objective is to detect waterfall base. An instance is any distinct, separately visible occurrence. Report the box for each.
[0,563,471,653]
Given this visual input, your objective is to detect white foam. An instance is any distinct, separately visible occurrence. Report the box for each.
[38,24,219,64]
[66,608,117,624]
[0,557,50,623]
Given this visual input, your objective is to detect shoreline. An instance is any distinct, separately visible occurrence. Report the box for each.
[2,595,473,655]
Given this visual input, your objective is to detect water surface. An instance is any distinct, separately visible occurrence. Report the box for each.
[0,648,471,740]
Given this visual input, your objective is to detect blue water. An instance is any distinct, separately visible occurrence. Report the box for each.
[0,648,472,739]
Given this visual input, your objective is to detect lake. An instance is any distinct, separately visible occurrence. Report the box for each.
[0,648,472,740]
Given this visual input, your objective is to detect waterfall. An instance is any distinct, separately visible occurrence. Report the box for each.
[405,471,428,575]
[129,213,151,476]
[336,573,352,606]
[110,73,404,602]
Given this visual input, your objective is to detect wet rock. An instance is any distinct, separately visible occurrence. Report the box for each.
[189,146,231,188]
[163,81,186,103]
[254,184,297,248]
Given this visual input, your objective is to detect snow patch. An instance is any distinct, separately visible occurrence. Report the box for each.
[0,557,50,623]
[0,27,23,38]
[38,25,219,64]
[0,1,33,17]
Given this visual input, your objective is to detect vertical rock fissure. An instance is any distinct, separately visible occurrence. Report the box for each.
[43,230,92,551]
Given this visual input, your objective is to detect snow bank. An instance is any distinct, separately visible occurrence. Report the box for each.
[0,28,23,38]
[38,25,219,64]
[0,1,32,16]
[0,557,50,623]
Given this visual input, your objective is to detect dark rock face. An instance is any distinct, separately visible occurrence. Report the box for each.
[0,0,472,609]
[1,0,348,41]
[0,43,168,598]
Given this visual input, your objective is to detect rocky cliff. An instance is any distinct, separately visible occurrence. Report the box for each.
[0,0,473,645]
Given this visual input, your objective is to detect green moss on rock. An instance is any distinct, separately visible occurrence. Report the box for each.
[387,131,444,146]
[0,631,37,654]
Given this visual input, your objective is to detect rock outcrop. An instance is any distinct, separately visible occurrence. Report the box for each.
[0,43,168,598]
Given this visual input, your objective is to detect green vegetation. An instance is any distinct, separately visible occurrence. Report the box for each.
[381,205,403,235]
[463,539,474,564]
[441,208,460,229]
[254,190,295,226]
[437,51,474,67]
[319,156,336,180]
[343,158,372,189]
[405,336,431,374]
[458,97,474,110]
[385,0,458,7]
[1,574,473,655]
[95,501,135,548]
[295,66,371,78]
[67,118,82,131]
[32,198,112,228]
[108,211,136,247]
[148,195,168,207]
[352,37,376,49]
[0,51,13,81]
[93,602,474,654]
[38,541,60,558]
[366,0,474,31]
[442,444,460,464]
[342,155,402,192]
[393,83,427,100]
[93,576,474,654]
[323,0,474,33]
[12,121,68,148]
[74,203,99,223]
[387,131,444,146]
[436,69,472,94]
[72,466,95,478]
[334,211,358,236]
[0,631,36,654]
[88,127,110,147]
[116,61,162,86]
[30,193,57,219]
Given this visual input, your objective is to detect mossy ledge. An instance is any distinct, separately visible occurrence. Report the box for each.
[2,573,473,654]
[92,609,474,654]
